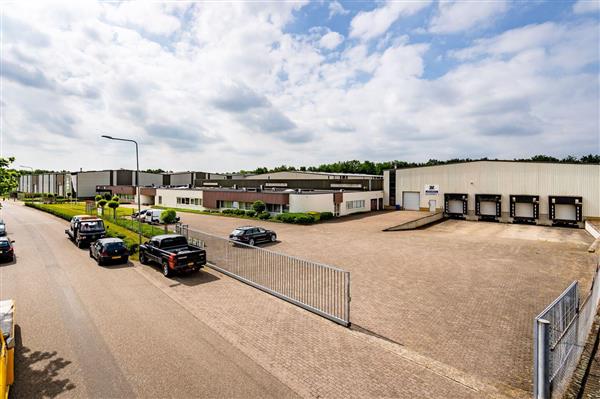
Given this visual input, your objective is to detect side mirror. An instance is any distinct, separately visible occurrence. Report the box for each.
[10,240,15,244]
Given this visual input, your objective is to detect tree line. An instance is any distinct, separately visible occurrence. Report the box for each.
[238,154,600,176]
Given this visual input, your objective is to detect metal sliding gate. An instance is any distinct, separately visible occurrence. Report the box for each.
[176,224,351,326]
[534,263,600,398]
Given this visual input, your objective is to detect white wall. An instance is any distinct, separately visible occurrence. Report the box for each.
[169,173,193,186]
[155,188,205,210]
[289,193,334,213]
[340,191,383,216]
[137,172,163,187]
[76,171,111,198]
[392,161,600,219]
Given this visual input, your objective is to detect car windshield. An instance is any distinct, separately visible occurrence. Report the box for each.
[0,241,9,248]
[231,229,246,236]
[105,242,125,251]
[80,221,104,232]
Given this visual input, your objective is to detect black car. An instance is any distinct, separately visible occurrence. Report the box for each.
[229,226,277,246]
[89,238,129,266]
[0,237,15,262]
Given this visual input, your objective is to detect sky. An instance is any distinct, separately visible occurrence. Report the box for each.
[0,0,599,172]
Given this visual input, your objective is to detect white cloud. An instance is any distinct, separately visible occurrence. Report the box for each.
[319,31,344,49]
[103,1,181,36]
[429,0,508,34]
[350,1,432,41]
[328,1,350,19]
[573,0,600,14]
[0,1,598,172]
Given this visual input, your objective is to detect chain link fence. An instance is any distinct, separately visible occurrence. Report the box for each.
[534,262,600,398]
[176,223,351,326]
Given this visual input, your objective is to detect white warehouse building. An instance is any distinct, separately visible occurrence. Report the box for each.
[384,161,600,227]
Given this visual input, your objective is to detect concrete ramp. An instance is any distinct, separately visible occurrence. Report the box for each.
[384,212,445,231]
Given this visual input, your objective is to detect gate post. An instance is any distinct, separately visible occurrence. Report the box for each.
[534,318,550,399]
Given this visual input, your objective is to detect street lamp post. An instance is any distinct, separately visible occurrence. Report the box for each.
[19,165,34,197]
[101,135,142,247]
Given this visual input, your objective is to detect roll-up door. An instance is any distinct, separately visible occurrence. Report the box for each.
[402,192,420,211]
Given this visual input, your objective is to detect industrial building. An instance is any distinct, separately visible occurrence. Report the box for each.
[154,187,384,216]
[383,161,600,227]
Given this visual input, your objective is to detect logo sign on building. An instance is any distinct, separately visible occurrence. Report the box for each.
[424,184,439,195]
[202,182,219,186]
[265,182,288,187]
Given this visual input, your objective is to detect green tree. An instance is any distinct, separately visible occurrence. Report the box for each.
[160,209,178,233]
[97,199,108,216]
[111,195,120,202]
[0,157,19,196]
[107,200,119,220]
[252,200,266,213]
[95,194,103,201]
[103,192,112,201]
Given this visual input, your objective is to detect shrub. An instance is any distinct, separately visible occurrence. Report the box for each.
[97,199,108,208]
[103,192,112,201]
[245,210,256,217]
[112,195,120,202]
[257,211,271,220]
[294,214,315,224]
[252,200,266,213]
[95,194,103,201]
[221,209,233,214]
[320,211,334,220]
[107,200,119,219]
[234,209,246,215]
[276,213,295,223]
[161,209,178,224]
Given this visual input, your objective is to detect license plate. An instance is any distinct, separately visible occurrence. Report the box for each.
[112,256,121,259]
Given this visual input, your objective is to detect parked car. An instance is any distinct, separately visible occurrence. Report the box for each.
[139,234,206,277]
[0,220,6,237]
[0,238,14,263]
[0,299,15,399]
[132,209,149,219]
[65,216,106,248]
[229,226,277,246]
[143,209,180,225]
[89,238,129,266]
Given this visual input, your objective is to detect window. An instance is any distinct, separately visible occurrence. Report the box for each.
[176,197,181,204]
[184,197,190,205]
[158,196,162,205]
[346,200,365,210]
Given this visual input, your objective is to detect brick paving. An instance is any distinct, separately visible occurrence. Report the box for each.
[175,210,597,393]
[134,261,521,398]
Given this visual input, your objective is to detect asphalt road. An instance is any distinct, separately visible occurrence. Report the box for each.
[0,201,298,398]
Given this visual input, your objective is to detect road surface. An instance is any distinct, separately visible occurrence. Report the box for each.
[0,201,297,398]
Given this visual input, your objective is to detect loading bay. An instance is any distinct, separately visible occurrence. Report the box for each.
[176,210,597,395]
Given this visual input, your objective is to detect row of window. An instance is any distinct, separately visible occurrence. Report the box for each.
[177,197,202,206]
[346,200,365,210]
[216,201,288,213]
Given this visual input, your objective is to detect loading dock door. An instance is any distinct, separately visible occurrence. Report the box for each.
[555,204,576,221]
[448,200,464,214]
[515,203,534,218]
[480,201,497,216]
[402,192,420,211]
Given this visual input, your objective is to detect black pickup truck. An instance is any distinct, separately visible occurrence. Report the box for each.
[139,234,206,277]
[65,215,107,248]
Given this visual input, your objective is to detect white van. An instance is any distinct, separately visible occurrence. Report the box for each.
[144,209,163,224]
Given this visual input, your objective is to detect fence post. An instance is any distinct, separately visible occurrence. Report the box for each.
[345,272,351,326]
[534,318,550,399]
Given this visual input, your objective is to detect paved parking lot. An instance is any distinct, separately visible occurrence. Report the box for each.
[177,210,598,392]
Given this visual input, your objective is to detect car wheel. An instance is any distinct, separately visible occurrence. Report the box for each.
[248,238,255,246]
[139,253,147,265]
[76,240,82,249]
[271,234,277,242]
[89,249,93,258]
[97,258,104,266]
[123,256,129,264]
[162,261,172,278]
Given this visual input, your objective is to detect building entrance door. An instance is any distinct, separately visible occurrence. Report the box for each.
[429,200,436,212]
